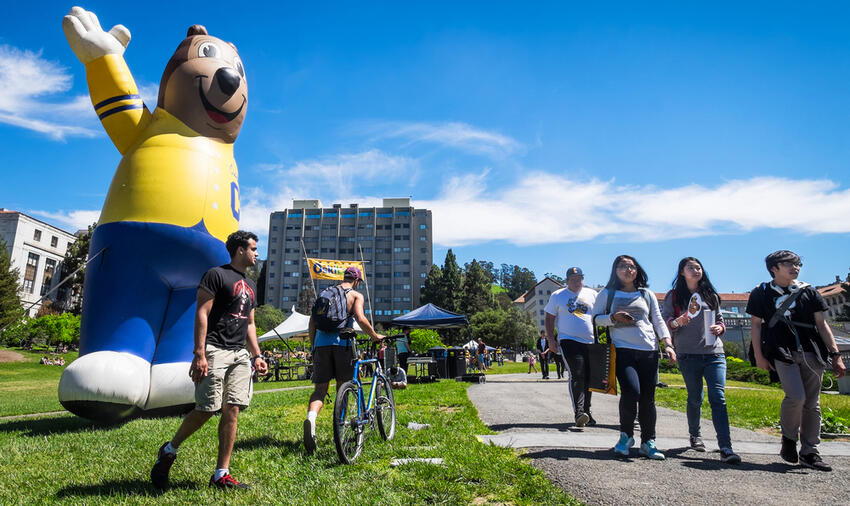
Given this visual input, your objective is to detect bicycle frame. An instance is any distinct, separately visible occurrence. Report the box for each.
[345,343,392,429]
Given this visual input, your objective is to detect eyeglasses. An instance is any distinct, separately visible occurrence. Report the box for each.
[617,264,637,271]
[778,261,802,268]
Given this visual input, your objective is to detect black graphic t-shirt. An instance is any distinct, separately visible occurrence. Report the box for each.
[746,283,828,360]
[199,264,257,350]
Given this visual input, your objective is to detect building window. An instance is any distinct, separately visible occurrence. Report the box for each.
[271,249,277,255]
[377,213,392,218]
[23,252,39,293]
[420,248,426,253]
[539,310,544,315]
[282,296,290,302]
[420,224,426,229]
[325,212,337,218]
[539,300,543,305]
[393,309,402,315]
[288,212,302,218]
[395,211,410,216]
[40,258,56,296]
[272,226,278,231]
[269,273,275,278]
[540,320,545,326]
[358,212,373,217]
[50,236,58,248]
[420,273,426,278]
[33,230,42,241]
[306,214,320,219]
[419,236,426,241]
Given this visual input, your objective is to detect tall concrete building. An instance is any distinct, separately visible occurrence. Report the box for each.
[0,209,77,316]
[265,198,433,323]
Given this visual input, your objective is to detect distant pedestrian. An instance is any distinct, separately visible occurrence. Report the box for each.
[663,257,740,464]
[593,255,675,460]
[537,330,550,379]
[477,338,488,372]
[528,352,538,373]
[748,250,846,471]
[396,328,412,375]
[544,266,598,427]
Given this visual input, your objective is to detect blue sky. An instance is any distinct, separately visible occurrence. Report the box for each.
[2,1,849,293]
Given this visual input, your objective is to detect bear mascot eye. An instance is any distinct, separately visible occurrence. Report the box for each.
[234,58,245,78]
[198,41,221,58]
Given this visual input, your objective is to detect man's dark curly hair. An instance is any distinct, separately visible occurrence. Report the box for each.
[226,230,258,257]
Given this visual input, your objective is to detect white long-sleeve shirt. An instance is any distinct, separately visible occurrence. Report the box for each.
[592,288,670,351]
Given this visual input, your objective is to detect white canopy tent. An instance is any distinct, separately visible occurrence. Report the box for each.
[258,307,363,343]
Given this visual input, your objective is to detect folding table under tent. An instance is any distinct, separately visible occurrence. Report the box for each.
[390,303,476,382]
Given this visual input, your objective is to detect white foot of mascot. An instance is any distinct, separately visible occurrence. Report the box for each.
[58,6,248,422]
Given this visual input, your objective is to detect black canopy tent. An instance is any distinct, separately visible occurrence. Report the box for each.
[391,303,472,381]
[390,303,469,328]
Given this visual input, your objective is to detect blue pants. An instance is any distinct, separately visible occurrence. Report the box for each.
[81,221,229,365]
[678,353,732,449]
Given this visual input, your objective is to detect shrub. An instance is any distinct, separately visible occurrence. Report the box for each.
[408,329,445,354]
[725,356,775,385]
[822,408,850,434]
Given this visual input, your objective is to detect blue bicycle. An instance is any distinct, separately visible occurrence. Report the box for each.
[333,336,397,464]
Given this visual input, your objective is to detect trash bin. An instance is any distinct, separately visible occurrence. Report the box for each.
[446,347,466,378]
[429,347,448,378]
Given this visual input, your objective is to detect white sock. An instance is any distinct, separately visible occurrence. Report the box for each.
[307,411,317,434]
[213,468,229,481]
[164,442,177,455]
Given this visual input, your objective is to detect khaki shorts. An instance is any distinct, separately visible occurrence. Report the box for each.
[195,345,253,412]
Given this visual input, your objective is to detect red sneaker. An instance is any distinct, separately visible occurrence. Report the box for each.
[209,473,250,490]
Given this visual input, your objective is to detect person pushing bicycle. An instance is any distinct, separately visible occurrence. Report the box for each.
[303,267,383,454]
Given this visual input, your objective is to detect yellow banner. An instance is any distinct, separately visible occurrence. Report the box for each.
[306,258,366,281]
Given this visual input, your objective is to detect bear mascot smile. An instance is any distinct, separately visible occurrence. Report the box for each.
[58,6,248,422]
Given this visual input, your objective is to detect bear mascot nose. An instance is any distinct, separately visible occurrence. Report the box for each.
[215,67,241,97]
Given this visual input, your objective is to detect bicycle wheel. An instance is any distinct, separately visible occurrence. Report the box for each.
[333,380,364,464]
[375,376,396,441]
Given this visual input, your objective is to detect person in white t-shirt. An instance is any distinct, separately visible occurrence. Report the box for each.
[544,267,598,427]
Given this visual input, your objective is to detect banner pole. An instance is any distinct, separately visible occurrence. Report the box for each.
[358,243,375,328]
[300,238,316,294]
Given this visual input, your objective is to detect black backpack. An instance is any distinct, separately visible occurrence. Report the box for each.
[312,285,351,332]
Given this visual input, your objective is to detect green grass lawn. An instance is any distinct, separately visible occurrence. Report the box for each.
[1,379,578,504]
[654,372,850,432]
[0,348,78,416]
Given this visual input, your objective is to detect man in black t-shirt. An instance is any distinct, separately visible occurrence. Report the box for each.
[748,250,845,472]
[151,231,268,490]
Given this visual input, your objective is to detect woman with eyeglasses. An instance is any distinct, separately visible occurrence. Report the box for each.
[662,257,740,464]
[747,250,846,471]
[593,255,674,460]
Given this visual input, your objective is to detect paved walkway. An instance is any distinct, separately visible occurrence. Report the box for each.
[470,373,850,505]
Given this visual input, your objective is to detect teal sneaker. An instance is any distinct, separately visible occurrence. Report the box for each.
[639,439,665,460]
[613,432,634,457]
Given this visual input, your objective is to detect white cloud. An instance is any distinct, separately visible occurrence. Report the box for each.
[28,209,100,232]
[366,120,522,158]
[238,150,416,242]
[0,44,100,140]
[420,173,850,246]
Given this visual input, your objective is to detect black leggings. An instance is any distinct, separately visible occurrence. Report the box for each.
[560,339,592,416]
[616,348,659,443]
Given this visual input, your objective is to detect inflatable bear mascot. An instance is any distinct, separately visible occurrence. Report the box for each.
[58,6,248,422]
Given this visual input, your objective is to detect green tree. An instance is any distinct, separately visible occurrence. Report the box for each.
[254,304,286,336]
[469,308,507,347]
[544,272,566,285]
[439,249,463,313]
[57,223,95,314]
[502,305,538,351]
[0,237,23,332]
[499,264,538,300]
[461,260,494,315]
[493,291,514,310]
[421,264,442,306]
[29,313,80,346]
[408,328,445,354]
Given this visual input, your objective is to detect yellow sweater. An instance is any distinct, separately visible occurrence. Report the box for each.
[85,55,239,242]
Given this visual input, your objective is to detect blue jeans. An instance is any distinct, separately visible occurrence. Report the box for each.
[677,353,732,449]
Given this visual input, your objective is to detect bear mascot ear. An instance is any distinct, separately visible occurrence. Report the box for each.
[187,25,208,36]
